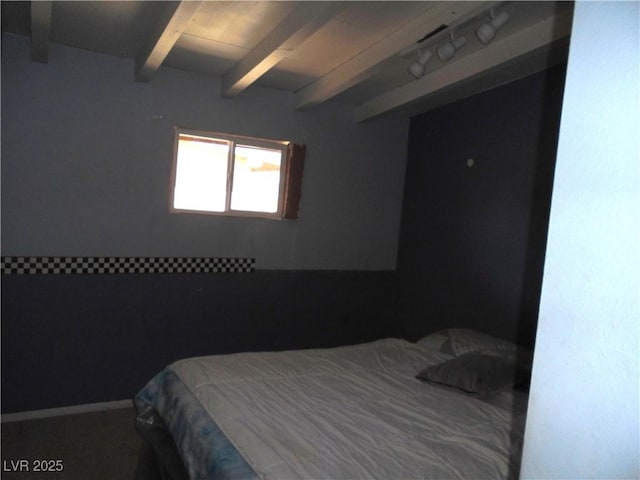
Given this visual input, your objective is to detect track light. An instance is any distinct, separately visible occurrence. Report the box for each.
[437,32,466,62]
[408,49,433,79]
[476,10,509,45]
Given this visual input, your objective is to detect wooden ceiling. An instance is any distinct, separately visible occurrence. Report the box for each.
[1,1,574,121]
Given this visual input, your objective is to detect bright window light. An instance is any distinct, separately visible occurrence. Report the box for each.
[173,136,229,212]
[171,128,299,219]
[231,145,282,213]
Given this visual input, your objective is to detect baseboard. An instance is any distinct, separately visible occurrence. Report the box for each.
[1,399,133,423]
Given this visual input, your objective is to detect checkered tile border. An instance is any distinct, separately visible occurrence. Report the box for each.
[1,257,255,275]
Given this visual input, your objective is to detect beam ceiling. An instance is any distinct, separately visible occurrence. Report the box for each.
[354,9,574,122]
[221,2,343,97]
[8,1,573,123]
[135,1,203,83]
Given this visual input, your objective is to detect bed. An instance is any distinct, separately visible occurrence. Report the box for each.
[134,329,532,480]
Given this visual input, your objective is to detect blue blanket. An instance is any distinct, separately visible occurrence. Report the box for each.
[135,369,258,480]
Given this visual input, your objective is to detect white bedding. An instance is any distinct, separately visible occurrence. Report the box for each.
[169,338,528,479]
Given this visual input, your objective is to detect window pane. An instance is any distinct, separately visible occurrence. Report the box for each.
[173,136,229,212]
[230,145,282,213]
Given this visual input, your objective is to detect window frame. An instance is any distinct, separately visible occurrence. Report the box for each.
[170,127,293,219]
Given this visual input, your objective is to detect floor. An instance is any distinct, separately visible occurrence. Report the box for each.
[1,407,142,480]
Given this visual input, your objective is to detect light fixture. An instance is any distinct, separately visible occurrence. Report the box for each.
[437,32,467,62]
[408,49,433,79]
[476,10,509,45]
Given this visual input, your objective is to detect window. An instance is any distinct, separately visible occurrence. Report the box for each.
[171,128,304,219]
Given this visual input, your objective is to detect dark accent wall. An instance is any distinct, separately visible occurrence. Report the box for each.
[396,64,567,347]
[1,271,398,413]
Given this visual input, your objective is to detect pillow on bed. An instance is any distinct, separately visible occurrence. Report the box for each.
[417,328,521,358]
[415,353,522,395]
[415,329,452,353]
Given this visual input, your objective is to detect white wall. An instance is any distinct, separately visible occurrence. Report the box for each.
[520,2,639,478]
[1,34,409,270]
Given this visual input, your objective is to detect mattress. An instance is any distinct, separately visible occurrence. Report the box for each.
[135,338,529,480]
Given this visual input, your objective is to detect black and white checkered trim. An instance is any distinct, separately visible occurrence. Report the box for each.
[1,257,255,274]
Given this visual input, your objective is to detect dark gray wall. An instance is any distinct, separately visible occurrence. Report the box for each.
[2,271,398,412]
[396,64,567,347]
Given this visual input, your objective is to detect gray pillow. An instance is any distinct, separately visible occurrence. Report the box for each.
[416,353,522,395]
[417,328,520,358]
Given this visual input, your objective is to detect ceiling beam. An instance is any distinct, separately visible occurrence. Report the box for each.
[220,2,342,98]
[135,0,203,83]
[294,1,498,111]
[30,0,52,63]
[353,11,574,123]
[397,38,570,119]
